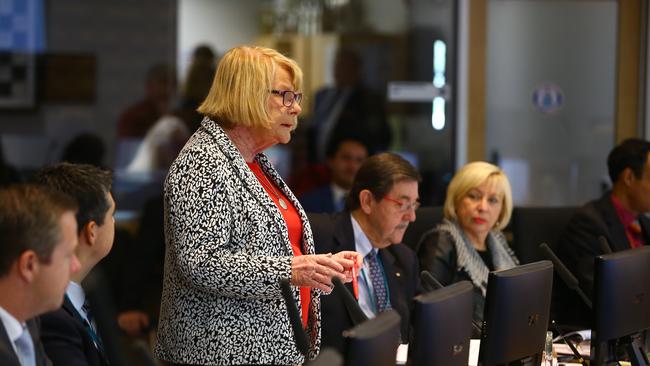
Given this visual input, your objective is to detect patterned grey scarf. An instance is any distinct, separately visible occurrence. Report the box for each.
[437,218,519,296]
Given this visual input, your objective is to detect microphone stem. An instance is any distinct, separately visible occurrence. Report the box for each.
[576,289,593,310]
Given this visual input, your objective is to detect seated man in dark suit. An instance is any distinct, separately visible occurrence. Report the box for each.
[0,184,80,366]
[300,139,367,213]
[309,152,422,353]
[34,163,115,366]
[557,138,650,327]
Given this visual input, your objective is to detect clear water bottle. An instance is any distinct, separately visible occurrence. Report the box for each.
[543,330,557,366]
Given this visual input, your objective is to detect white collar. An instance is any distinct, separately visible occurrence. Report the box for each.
[330,183,347,201]
[0,305,25,343]
[66,281,86,316]
[350,214,375,257]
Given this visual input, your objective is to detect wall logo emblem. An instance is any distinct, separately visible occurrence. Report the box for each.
[532,83,564,114]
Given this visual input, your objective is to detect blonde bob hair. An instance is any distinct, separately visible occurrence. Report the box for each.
[197,45,303,129]
[443,161,513,230]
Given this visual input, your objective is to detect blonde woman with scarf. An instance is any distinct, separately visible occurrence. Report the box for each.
[416,161,519,334]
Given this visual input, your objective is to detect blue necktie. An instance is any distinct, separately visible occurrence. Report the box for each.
[366,250,391,313]
[14,325,36,366]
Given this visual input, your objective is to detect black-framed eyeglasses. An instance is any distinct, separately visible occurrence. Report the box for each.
[383,196,421,212]
[270,89,303,107]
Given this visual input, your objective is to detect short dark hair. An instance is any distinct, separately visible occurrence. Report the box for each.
[0,184,77,276]
[607,138,650,183]
[326,138,367,159]
[346,152,421,211]
[31,163,113,233]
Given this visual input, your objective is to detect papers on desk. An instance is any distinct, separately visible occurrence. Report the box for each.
[553,329,591,343]
[468,339,480,366]
[396,344,408,364]
[554,341,590,357]
[395,340,481,365]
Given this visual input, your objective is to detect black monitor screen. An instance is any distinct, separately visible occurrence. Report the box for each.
[344,309,401,366]
[592,246,650,364]
[479,260,554,366]
[410,280,473,366]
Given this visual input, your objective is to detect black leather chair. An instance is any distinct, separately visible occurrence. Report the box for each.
[402,206,444,252]
[509,206,578,264]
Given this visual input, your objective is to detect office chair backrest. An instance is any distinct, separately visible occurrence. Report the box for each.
[509,206,578,263]
[402,206,444,251]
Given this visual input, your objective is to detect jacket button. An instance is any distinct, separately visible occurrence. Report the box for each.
[395,272,401,277]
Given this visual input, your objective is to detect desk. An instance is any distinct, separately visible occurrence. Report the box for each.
[395,340,617,366]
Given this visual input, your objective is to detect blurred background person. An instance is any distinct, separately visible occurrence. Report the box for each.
[116,63,176,140]
[125,115,190,175]
[416,161,519,331]
[34,163,114,366]
[154,45,360,366]
[61,133,107,168]
[0,140,21,187]
[0,184,80,366]
[309,47,391,162]
[176,44,218,133]
[309,152,422,353]
[299,138,367,213]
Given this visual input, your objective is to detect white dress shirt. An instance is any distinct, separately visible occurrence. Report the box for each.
[66,281,91,325]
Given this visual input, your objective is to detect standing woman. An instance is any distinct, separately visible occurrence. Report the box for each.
[154,46,359,366]
[416,161,519,329]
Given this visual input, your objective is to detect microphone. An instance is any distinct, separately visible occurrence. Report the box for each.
[420,270,483,336]
[331,277,368,325]
[598,235,613,254]
[420,270,443,291]
[279,278,310,358]
[538,243,592,309]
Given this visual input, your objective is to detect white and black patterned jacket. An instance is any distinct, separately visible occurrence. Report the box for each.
[154,118,320,365]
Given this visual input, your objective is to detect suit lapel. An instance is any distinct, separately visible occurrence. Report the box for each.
[25,319,52,366]
[640,215,650,246]
[62,295,109,366]
[332,214,358,299]
[62,296,85,324]
[0,321,20,366]
[597,194,631,251]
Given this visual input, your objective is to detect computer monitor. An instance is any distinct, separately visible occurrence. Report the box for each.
[409,280,474,366]
[592,246,650,365]
[343,309,401,366]
[479,260,554,366]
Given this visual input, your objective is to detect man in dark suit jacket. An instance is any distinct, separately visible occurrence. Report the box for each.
[557,138,650,327]
[0,185,80,366]
[300,139,367,214]
[0,320,51,366]
[310,48,391,162]
[33,163,115,366]
[309,153,422,353]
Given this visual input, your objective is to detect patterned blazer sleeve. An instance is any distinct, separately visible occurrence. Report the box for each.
[165,143,292,300]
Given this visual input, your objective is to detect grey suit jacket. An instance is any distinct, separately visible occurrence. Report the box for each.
[154,118,319,365]
[0,318,51,366]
